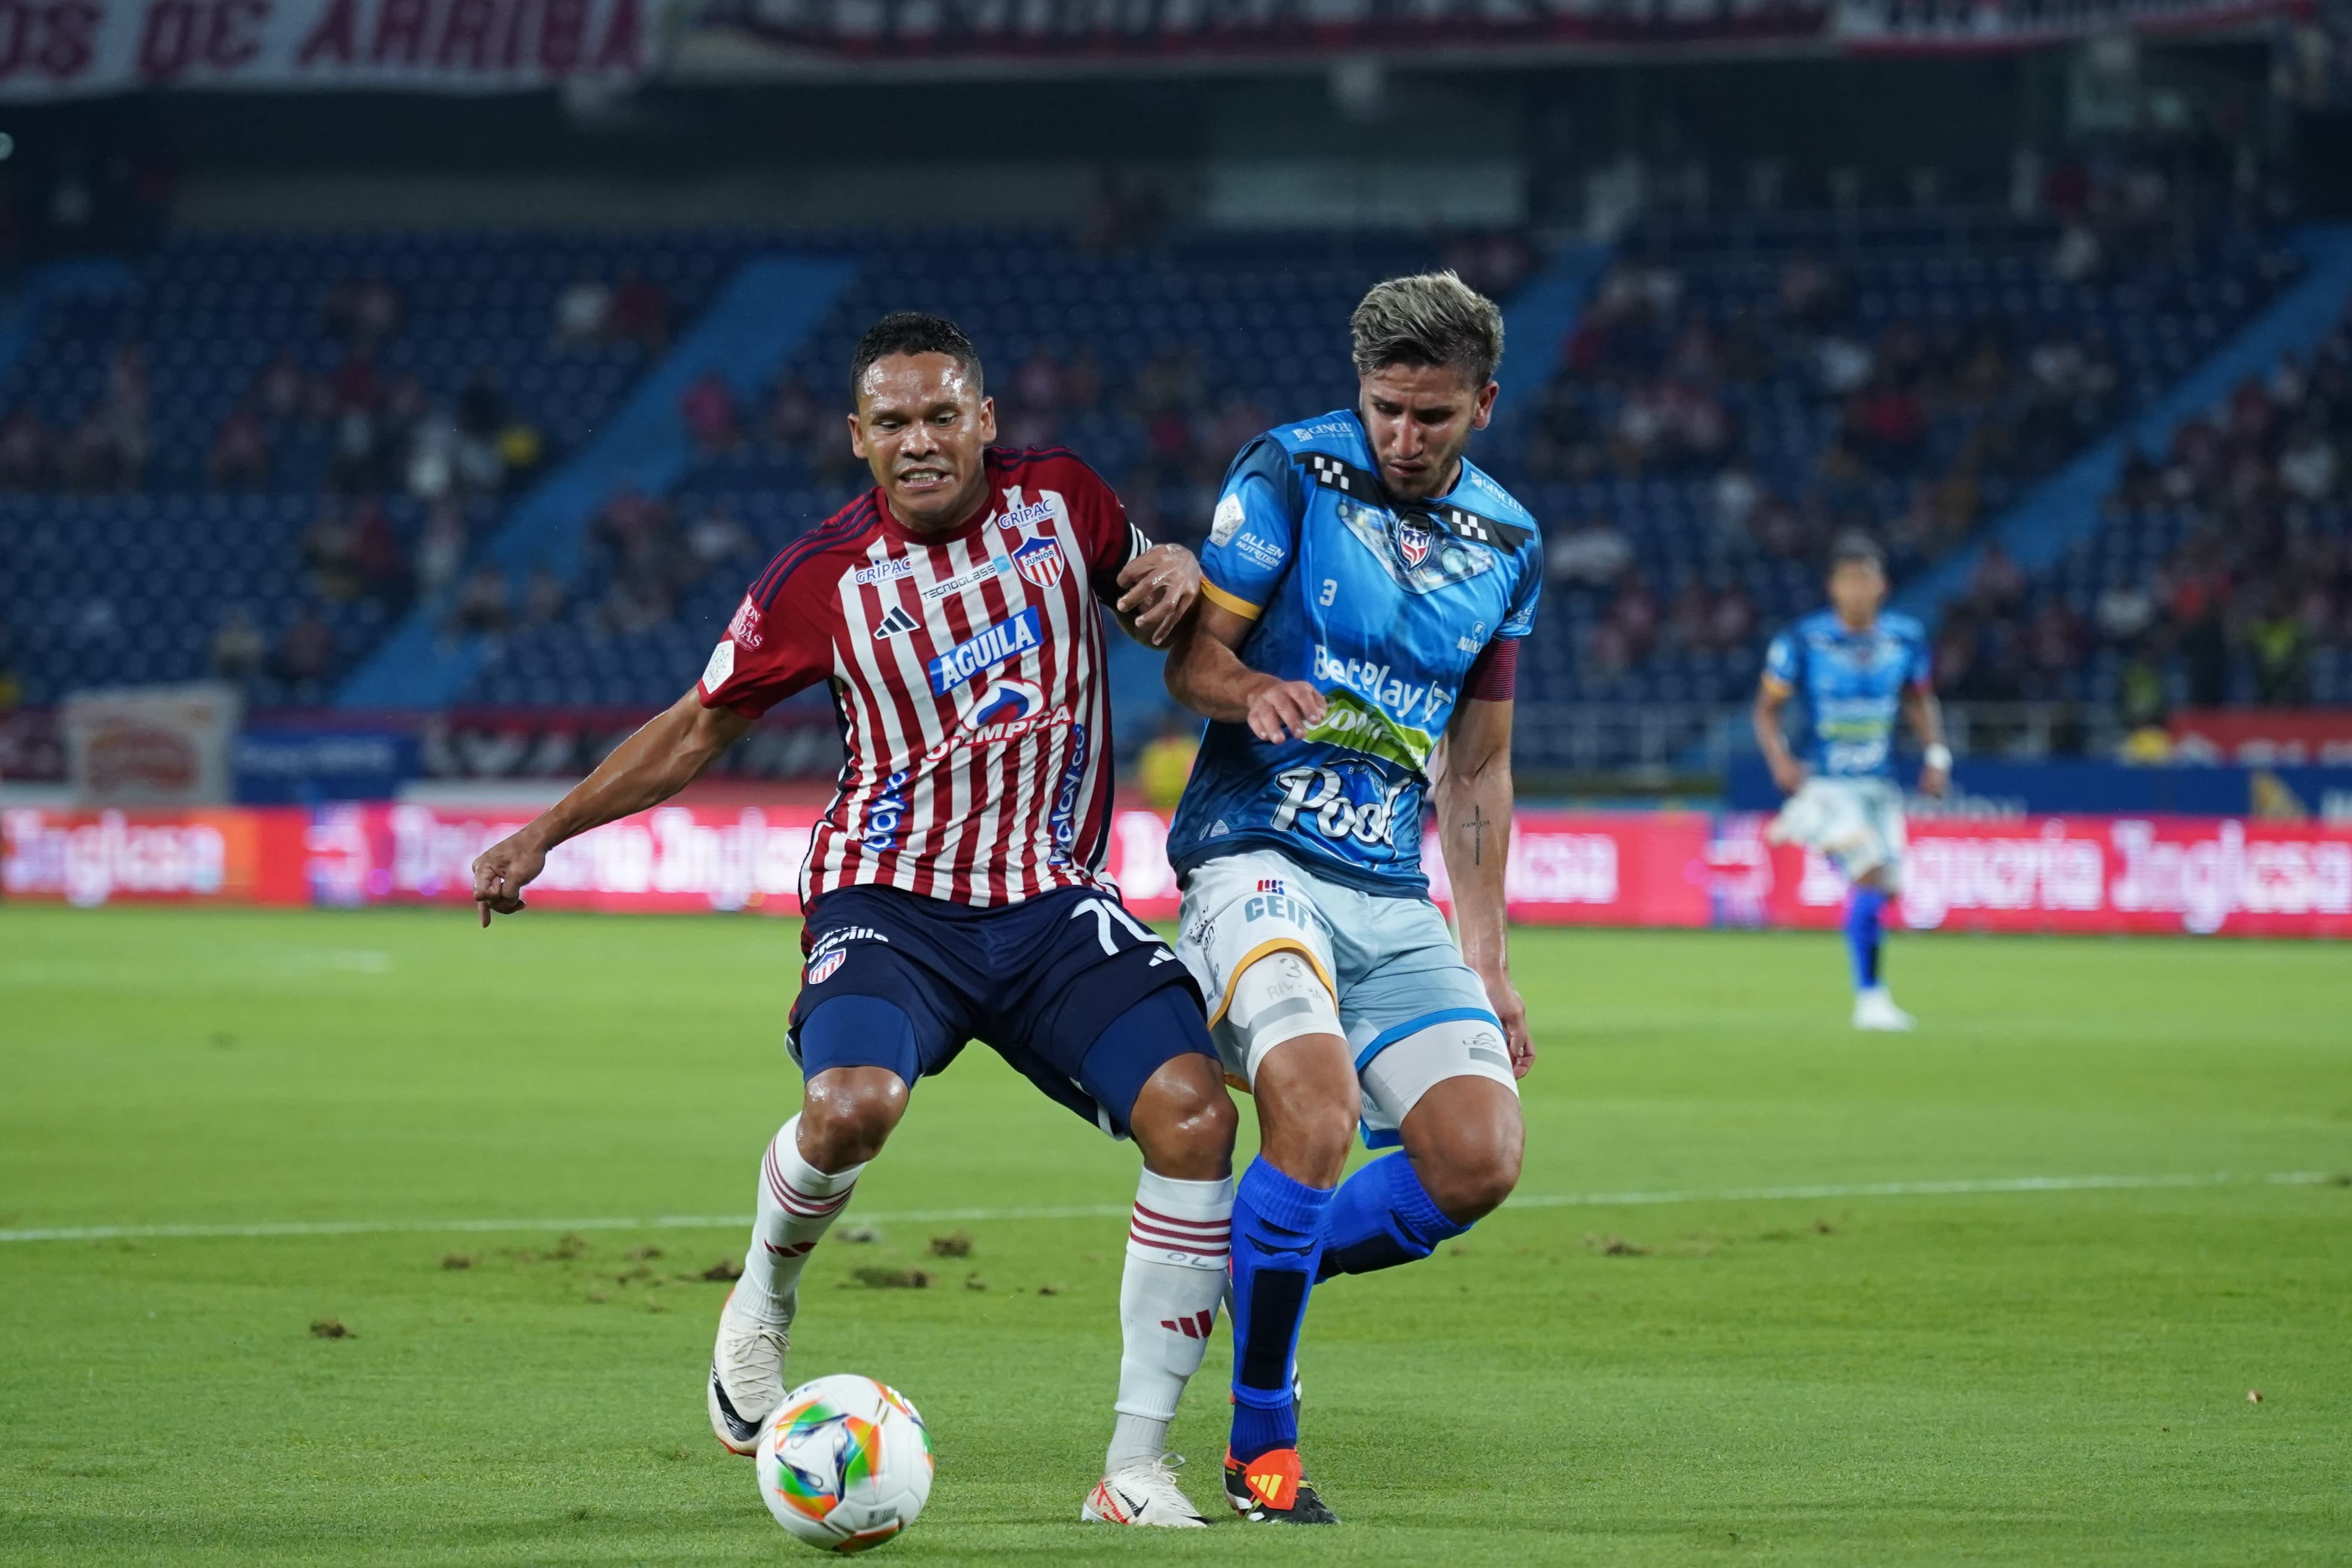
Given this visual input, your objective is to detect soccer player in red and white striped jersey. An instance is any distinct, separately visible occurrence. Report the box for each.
[471,314,1239,1527]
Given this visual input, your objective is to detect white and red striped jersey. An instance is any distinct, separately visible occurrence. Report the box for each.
[697,446,1152,911]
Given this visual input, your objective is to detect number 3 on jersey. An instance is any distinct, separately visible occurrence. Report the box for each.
[1070,897,1176,964]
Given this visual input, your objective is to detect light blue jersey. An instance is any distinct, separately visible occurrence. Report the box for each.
[1762,608,1932,779]
[1165,409,1542,897]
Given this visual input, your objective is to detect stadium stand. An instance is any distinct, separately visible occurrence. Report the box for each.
[0,203,2322,772]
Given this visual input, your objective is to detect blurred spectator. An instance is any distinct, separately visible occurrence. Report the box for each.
[2095,578,2157,644]
[768,373,824,453]
[0,412,54,489]
[682,372,740,452]
[608,272,669,351]
[523,565,568,625]
[2245,586,2310,705]
[103,341,149,480]
[1082,172,1168,255]
[1547,518,1633,587]
[1137,711,1199,812]
[450,564,512,638]
[685,504,755,572]
[323,275,403,345]
[209,608,265,679]
[416,501,467,599]
[255,348,311,423]
[349,501,409,602]
[208,408,270,488]
[302,506,361,599]
[275,609,335,684]
[455,370,512,492]
[555,274,613,344]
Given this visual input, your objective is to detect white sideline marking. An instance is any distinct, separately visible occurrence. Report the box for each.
[0,1171,2332,1246]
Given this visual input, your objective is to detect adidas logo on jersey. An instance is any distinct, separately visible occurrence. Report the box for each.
[1158,1310,1214,1339]
[872,605,919,639]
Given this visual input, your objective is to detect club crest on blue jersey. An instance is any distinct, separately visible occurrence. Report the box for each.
[1396,522,1432,570]
[1013,535,1065,591]
[807,950,846,985]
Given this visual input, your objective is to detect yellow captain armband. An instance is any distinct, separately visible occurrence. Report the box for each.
[1200,581,1263,621]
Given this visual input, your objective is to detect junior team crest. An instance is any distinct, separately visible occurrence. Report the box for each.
[1013,536,1065,590]
[808,950,846,985]
[1396,522,1432,569]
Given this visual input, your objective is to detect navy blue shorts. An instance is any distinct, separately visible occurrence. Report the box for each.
[786,884,1211,1138]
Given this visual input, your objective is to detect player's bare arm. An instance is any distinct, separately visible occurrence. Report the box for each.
[1434,696,1532,1076]
[1904,684,1951,797]
[1110,543,1200,647]
[471,691,752,918]
[1162,596,1326,743]
[1753,676,1806,795]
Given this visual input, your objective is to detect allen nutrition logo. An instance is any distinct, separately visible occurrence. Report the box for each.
[1013,536,1065,591]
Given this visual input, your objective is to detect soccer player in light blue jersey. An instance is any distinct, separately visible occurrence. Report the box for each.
[1159,272,1542,1524]
[1753,533,1952,1031]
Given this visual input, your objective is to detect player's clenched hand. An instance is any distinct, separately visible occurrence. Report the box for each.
[1919,761,1950,798]
[1478,964,1535,1078]
[1115,544,1200,647]
[471,832,547,923]
[1245,678,1326,744]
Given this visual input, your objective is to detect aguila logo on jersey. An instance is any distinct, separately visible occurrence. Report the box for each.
[1396,522,1432,570]
[807,950,846,985]
[927,607,1042,694]
[1013,536,1065,591]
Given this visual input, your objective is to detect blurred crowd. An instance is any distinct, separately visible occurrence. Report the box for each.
[1932,301,2352,724]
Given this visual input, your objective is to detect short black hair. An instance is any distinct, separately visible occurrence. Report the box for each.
[849,311,983,405]
[1829,531,1886,573]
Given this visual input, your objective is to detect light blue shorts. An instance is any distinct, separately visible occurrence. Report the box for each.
[1174,847,1515,1147]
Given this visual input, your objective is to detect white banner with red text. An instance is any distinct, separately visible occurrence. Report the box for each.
[10,803,2351,938]
[0,0,659,102]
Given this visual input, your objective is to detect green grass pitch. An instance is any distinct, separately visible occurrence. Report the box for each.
[2,905,2348,1565]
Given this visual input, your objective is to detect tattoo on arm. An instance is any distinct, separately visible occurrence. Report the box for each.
[1468,803,1487,866]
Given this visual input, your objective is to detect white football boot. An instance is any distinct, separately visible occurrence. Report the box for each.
[1851,987,1916,1032]
[707,1287,791,1455]
[1083,1454,1212,1527]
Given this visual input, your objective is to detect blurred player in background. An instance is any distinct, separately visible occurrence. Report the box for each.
[1753,533,1952,1031]
[471,313,1245,1527]
[1159,272,1541,1524]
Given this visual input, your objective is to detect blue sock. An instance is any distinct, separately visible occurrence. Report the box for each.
[1226,1157,1332,1463]
[1845,887,1885,992]
[1316,1153,1469,1282]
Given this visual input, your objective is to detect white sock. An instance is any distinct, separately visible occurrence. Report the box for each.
[737,1115,863,1323]
[1107,1169,1235,1472]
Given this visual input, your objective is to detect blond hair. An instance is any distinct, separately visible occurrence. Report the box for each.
[1349,270,1505,388]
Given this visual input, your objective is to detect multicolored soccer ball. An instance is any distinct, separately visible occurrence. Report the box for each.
[755,1374,933,1553]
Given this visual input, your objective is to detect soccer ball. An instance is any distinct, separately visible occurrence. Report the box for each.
[755,1374,933,1553]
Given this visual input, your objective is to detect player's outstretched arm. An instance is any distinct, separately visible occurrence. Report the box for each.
[1903,684,1951,797]
[1753,678,1806,795]
[1109,543,1201,647]
[471,690,752,920]
[1435,697,1532,1077]
[1162,598,1326,743]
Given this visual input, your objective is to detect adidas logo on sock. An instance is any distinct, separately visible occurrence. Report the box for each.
[873,605,920,639]
[1158,1309,1215,1339]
